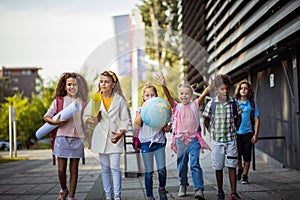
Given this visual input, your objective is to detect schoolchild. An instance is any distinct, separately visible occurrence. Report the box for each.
[234,80,260,184]
[155,73,210,200]
[83,70,130,200]
[133,83,169,200]
[44,72,89,200]
[202,74,242,200]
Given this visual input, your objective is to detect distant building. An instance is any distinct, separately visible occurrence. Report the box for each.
[0,66,41,100]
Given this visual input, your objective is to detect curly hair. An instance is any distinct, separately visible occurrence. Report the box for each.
[54,72,89,102]
[234,80,254,101]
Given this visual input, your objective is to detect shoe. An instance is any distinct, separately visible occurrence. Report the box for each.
[57,189,68,200]
[178,185,187,197]
[158,188,168,200]
[194,190,205,200]
[241,174,249,184]
[147,196,155,200]
[230,192,241,200]
[237,168,243,181]
[105,198,112,200]
[114,197,122,200]
[217,190,225,200]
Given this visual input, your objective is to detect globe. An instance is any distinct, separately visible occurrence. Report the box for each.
[141,97,172,129]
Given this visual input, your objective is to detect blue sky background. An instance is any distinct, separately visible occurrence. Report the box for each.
[0,0,139,80]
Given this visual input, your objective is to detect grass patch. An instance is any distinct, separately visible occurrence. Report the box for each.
[0,156,28,164]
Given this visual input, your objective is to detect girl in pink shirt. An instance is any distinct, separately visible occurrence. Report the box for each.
[155,73,210,200]
[44,72,89,200]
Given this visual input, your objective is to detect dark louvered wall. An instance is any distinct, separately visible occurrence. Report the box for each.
[179,0,300,170]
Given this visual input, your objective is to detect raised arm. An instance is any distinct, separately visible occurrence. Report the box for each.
[154,73,175,108]
[197,85,211,106]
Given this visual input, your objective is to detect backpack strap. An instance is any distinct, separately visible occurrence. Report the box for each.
[189,102,201,132]
[50,97,64,165]
[232,98,238,118]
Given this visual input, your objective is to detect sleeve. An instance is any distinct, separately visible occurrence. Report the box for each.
[82,99,92,123]
[171,101,178,114]
[193,99,200,110]
[202,101,212,118]
[43,100,57,118]
[136,107,142,113]
[119,99,130,131]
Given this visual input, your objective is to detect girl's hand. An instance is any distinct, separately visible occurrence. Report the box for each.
[162,123,172,133]
[86,117,98,125]
[251,134,258,143]
[154,73,166,86]
[53,115,67,126]
[111,131,125,144]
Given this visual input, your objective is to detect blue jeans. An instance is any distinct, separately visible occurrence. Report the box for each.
[141,142,167,197]
[176,138,204,191]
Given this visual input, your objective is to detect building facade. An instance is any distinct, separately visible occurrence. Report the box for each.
[0,66,41,100]
[178,0,300,169]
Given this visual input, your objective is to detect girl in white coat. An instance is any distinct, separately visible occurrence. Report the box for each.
[84,70,130,200]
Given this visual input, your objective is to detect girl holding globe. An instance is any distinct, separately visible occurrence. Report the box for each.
[83,70,130,200]
[155,73,211,200]
[134,83,170,200]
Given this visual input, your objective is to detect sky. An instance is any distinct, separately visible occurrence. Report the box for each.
[0,0,140,81]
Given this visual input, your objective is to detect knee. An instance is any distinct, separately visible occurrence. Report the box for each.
[145,171,154,178]
[157,167,166,175]
[58,168,66,176]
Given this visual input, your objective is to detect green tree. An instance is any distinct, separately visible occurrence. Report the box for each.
[0,78,56,148]
[0,77,11,103]
[138,0,180,67]
[0,94,31,146]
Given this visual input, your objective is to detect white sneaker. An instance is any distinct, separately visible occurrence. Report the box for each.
[178,185,186,197]
[195,190,205,200]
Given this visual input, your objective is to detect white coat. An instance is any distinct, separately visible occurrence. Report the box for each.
[83,93,130,154]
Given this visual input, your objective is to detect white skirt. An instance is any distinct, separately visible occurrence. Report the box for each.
[53,136,84,158]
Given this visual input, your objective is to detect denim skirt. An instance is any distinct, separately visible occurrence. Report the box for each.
[53,136,84,158]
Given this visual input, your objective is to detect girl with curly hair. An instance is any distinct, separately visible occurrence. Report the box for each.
[44,72,89,200]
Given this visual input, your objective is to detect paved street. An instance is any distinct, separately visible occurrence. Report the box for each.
[1,140,300,199]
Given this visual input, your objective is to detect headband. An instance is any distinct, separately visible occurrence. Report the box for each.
[104,70,117,82]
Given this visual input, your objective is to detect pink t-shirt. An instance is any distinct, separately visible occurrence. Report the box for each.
[174,99,199,134]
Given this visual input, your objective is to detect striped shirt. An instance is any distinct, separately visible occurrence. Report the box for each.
[202,96,241,143]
